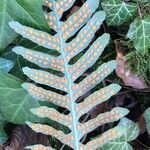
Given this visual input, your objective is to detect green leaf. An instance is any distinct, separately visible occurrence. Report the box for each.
[0,0,49,51]
[0,57,14,72]
[132,0,150,3]
[100,118,139,150]
[0,0,16,50]
[127,17,150,55]
[0,56,15,139]
[0,113,7,144]
[0,126,7,144]
[144,107,150,135]
[0,71,41,124]
[101,0,137,26]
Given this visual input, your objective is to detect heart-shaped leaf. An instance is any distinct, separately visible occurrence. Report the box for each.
[102,0,137,26]
[0,0,49,51]
[0,71,41,124]
[0,57,14,72]
[0,113,7,144]
[99,118,139,150]
[127,17,150,55]
[144,108,150,135]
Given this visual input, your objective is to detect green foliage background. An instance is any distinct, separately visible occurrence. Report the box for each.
[101,0,150,83]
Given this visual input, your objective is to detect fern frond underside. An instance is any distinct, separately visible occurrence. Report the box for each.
[10,0,129,149]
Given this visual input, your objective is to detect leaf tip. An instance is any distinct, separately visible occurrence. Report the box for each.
[108,60,118,70]
[22,67,31,75]
[22,83,29,90]
[9,21,20,30]
[109,84,121,93]
[95,11,106,22]
[100,33,110,46]
[116,107,130,117]
[26,121,32,127]
[12,46,24,55]
[30,108,37,115]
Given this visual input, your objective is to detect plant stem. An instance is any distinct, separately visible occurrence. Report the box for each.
[137,2,143,19]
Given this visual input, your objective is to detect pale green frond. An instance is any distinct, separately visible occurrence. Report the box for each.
[65,11,106,61]
[44,0,76,31]
[44,11,58,31]
[12,46,64,72]
[31,106,72,128]
[55,0,76,18]
[73,60,117,99]
[10,0,129,149]
[26,122,74,148]
[26,144,54,150]
[61,0,99,40]
[77,84,121,117]
[81,126,126,150]
[79,108,129,138]
[69,33,110,81]
[22,83,70,109]
[44,0,53,9]
[9,21,61,52]
[22,67,67,91]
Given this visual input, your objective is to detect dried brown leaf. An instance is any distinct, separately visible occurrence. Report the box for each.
[115,40,148,89]
[2,125,49,150]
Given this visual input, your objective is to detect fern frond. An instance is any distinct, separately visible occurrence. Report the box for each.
[69,33,110,81]
[9,22,61,52]
[22,83,70,109]
[65,11,106,61]
[10,0,129,149]
[26,144,54,150]
[73,60,117,99]
[81,126,126,150]
[78,107,128,138]
[12,46,64,71]
[31,106,72,128]
[26,121,74,148]
[22,67,67,91]
[77,84,122,117]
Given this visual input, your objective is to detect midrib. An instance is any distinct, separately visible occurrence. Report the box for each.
[52,1,79,150]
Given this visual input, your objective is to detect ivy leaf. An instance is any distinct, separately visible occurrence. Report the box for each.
[132,0,150,3]
[0,113,7,144]
[0,0,49,51]
[0,71,41,124]
[0,57,14,144]
[127,17,150,55]
[0,57,14,72]
[144,108,150,134]
[100,118,139,150]
[0,126,7,144]
[101,0,137,26]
